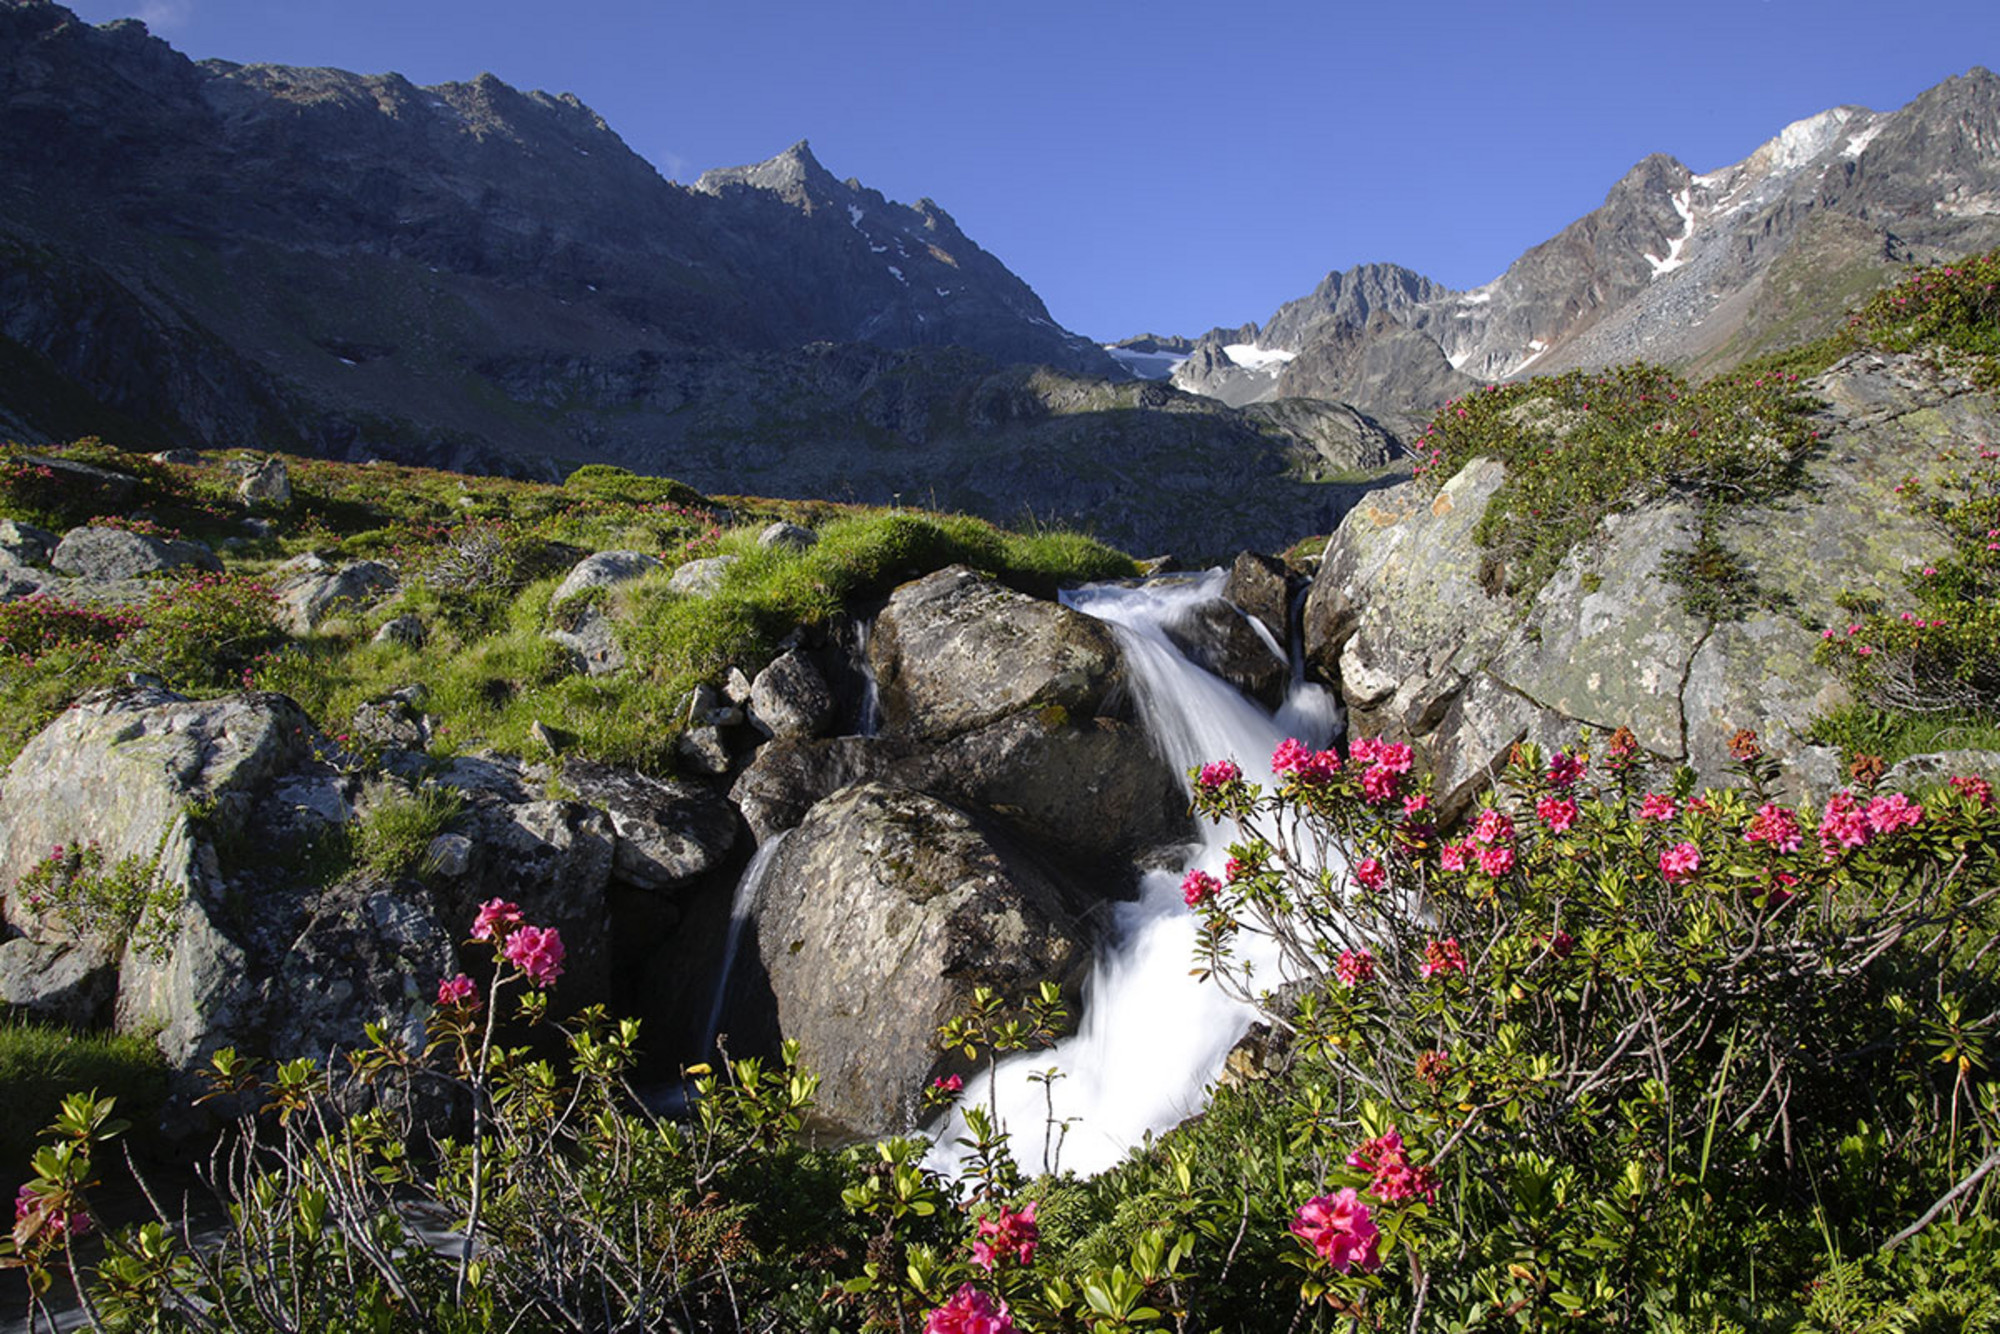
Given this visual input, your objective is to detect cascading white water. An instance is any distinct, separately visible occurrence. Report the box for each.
[703,829,793,1053]
[927,571,1343,1178]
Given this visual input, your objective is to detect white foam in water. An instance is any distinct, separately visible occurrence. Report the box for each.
[927,572,1344,1178]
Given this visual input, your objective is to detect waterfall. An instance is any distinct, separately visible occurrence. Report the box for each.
[703,829,792,1054]
[927,571,1343,1178]
[852,619,882,738]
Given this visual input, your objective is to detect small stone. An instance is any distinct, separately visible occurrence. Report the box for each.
[552,550,662,606]
[676,725,732,776]
[748,650,834,740]
[373,615,427,647]
[723,666,755,704]
[424,833,473,878]
[757,521,818,551]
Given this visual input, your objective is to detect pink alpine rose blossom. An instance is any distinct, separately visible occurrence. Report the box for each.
[1472,808,1515,846]
[1439,840,1471,873]
[1743,803,1804,854]
[1335,948,1375,987]
[924,1284,1016,1334]
[1181,869,1221,908]
[1196,760,1241,790]
[971,1201,1038,1272]
[503,925,566,988]
[436,974,479,1008]
[1476,843,1516,877]
[1819,791,1873,854]
[1659,842,1702,884]
[1865,792,1924,834]
[1353,857,1387,890]
[1359,764,1399,803]
[1547,751,1586,789]
[470,898,524,942]
[1949,774,1995,808]
[1289,1189,1382,1272]
[1536,795,1579,833]
[1638,793,1678,822]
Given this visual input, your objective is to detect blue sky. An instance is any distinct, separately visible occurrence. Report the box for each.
[63,0,1999,343]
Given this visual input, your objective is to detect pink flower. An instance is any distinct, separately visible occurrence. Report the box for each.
[503,925,566,988]
[1196,760,1241,790]
[1472,808,1515,845]
[1403,793,1432,817]
[436,974,479,1008]
[1289,1189,1382,1272]
[1638,793,1678,822]
[1273,737,1341,783]
[1476,843,1516,877]
[1359,764,1400,803]
[1347,1129,1440,1205]
[1545,930,1577,959]
[470,898,524,942]
[1865,792,1923,834]
[1335,949,1375,987]
[14,1184,88,1240]
[1223,856,1244,883]
[925,1284,1016,1334]
[1547,751,1586,789]
[1181,869,1221,908]
[1270,738,1313,774]
[1743,803,1804,854]
[1439,840,1471,873]
[932,1073,964,1094]
[1373,741,1414,775]
[1659,842,1701,884]
[1420,937,1467,979]
[1353,857,1387,891]
[1949,774,1994,809]
[971,1201,1038,1272]
[1819,791,1873,854]
[1536,795,1579,833]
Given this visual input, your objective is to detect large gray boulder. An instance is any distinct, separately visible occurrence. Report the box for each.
[551,550,662,606]
[275,556,399,632]
[51,526,222,581]
[869,566,1123,742]
[558,758,737,893]
[747,649,835,740]
[730,736,907,844]
[1304,351,1996,816]
[752,782,1096,1136]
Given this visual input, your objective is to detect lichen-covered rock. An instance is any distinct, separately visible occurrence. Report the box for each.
[1158,596,1288,709]
[667,555,738,597]
[0,935,119,1026]
[0,519,56,567]
[551,550,661,606]
[235,455,291,507]
[752,782,1094,1135]
[748,649,835,740]
[558,758,737,893]
[276,558,398,632]
[1302,352,1999,816]
[757,521,817,551]
[50,526,222,581]
[869,566,1122,742]
[730,736,907,844]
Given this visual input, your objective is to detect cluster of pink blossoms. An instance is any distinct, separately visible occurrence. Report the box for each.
[1181,868,1221,908]
[1352,856,1387,891]
[924,1284,1015,1334]
[1335,948,1375,988]
[1638,793,1678,822]
[14,1184,89,1241]
[1350,736,1413,804]
[1535,794,1579,833]
[1419,937,1466,979]
[1440,806,1517,876]
[1743,803,1804,854]
[1951,774,1995,808]
[971,1201,1038,1272]
[1271,738,1341,784]
[1346,1128,1439,1205]
[436,973,480,1008]
[1289,1189,1381,1272]
[1546,750,1586,789]
[1818,790,1925,856]
[1195,759,1241,790]
[467,897,566,989]
[1659,842,1701,884]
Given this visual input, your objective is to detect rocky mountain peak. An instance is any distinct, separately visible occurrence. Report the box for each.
[694,138,842,209]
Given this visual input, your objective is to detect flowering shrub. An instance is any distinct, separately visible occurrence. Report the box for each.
[1179,729,2000,1325]
[7,839,180,959]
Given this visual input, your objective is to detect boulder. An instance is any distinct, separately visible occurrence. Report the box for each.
[236,456,291,507]
[0,935,119,1026]
[1225,549,1294,648]
[50,526,222,581]
[373,615,427,647]
[1158,595,1288,709]
[551,550,661,606]
[667,555,738,597]
[730,736,909,844]
[752,782,1095,1135]
[747,649,835,740]
[757,521,818,551]
[0,519,56,567]
[558,758,738,893]
[677,726,734,776]
[547,606,626,676]
[1881,749,2000,793]
[276,558,398,632]
[869,566,1123,742]
[15,454,137,509]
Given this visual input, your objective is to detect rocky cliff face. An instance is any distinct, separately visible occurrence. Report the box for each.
[1301,350,1999,821]
[1171,69,2000,428]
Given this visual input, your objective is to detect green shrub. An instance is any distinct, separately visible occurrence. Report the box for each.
[352,782,465,879]
[8,840,179,960]
[1847,247,2000,390]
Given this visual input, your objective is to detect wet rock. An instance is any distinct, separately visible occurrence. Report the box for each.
[730,736,909,843]
[869,566,1122,743]
[748,650,835,740]
[558,758,738,892]
[753,782,1095,1136]
[1159,596,1289,709]
[1225,549,1294,647]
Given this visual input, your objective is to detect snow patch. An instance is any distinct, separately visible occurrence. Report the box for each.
[337,357,357,367]
[1106,346,1189,379]
[1457,288,1493,305]
[1842,120,1886,159]
[847,204,865,228]
[1644,188,1695,277]
[935,287,951,297]
[1222,343,1296,371]
[886,265,906,284]
[869,244,889,254]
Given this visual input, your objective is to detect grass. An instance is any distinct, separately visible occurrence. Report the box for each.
[1808,704,2000,768]
[0,1020,168,1174]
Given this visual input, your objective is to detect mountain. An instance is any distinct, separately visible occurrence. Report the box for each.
[0,2,1138,465]
[1169,68,2000,423]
